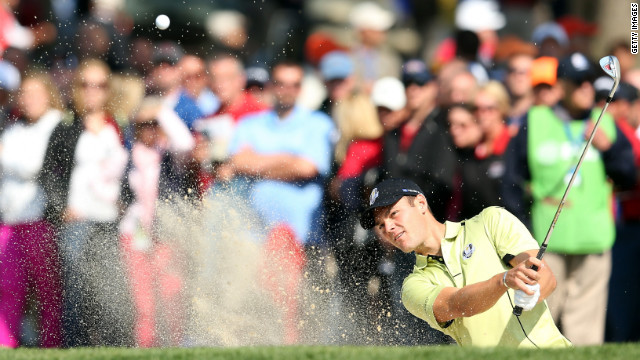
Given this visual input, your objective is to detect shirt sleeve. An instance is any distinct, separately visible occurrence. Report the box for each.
[401,270,449,330]
[481,206,540,259]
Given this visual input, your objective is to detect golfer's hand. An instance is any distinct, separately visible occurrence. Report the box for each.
[514,283,540,311]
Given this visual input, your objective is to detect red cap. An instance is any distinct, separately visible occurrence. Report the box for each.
[557,15,597,38]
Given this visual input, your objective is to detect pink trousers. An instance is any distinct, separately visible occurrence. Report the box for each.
[120,233,185,347]
[0,221,62,348]
[261,224,306,344]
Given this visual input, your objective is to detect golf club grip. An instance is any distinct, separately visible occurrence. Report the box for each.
[513,247,544,316]
[513,265,538,316]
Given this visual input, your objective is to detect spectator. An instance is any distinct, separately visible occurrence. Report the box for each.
[556,15,597,58]
[318,50,381,165]
[594,80,640,342]
[0,0,57,55]
[502,52,636,345]
[119,96,195,347]
[0,60,20,133]
[245,66,272,108]
[179,54,219,118]
[531,22,569,59]
[40,58,133,347]
[192,54,268,194]
[348,1,401,93]
[216,59,336,343]
[0,70,64,348]
[530,56,564,107]
[447,103,484,220]
[453,81,512,220]
[504,52,535,136]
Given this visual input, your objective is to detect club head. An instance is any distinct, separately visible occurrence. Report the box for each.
[599,55,621,99]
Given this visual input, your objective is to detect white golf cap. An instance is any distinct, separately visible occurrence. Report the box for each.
[455,0,506,32]
[349,1,395,31]
[371,77,406,111]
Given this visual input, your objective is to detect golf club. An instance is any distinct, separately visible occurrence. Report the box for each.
[513,55,621,317]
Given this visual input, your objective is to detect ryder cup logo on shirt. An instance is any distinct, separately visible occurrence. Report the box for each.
[370,188,379,206]
[462,243,475,259]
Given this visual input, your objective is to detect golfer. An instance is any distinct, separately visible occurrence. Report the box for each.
[360,178,572,347]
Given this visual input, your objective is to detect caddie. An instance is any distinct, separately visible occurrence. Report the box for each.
[360,178,572,347]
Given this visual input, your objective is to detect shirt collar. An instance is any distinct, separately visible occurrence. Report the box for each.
[415,220,463,269]
[444,220,463,240]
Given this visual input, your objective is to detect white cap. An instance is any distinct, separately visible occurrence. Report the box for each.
[455,0,506,32]
[349,1,395,31]
[206,10,246,41]
[371,77,406,111]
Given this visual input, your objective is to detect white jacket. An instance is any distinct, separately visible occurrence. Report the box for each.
[0,110,61,223]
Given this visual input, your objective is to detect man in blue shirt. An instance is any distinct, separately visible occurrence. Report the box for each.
[216,59,336,343]
[218,60,336,243]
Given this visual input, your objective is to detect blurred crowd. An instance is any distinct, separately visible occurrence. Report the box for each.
[1,0,639,349]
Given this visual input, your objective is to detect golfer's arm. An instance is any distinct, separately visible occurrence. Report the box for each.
[433,250,556,322]
[433,273,507,323]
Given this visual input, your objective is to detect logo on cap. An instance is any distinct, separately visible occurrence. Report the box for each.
[369,188,379,206]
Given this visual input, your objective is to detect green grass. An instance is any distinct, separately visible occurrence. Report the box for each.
[2,344,640,360]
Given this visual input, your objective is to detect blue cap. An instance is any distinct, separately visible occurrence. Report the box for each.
[532,22,569,48]
[401,59,433,86]
[319,51,354,81]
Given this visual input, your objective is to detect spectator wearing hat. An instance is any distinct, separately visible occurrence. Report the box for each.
[348,1,401,93]
[318,51,381,165]
[530,56,564,108]
[594,79,640,343]
[245,66,272,107]
[147,43,204,133]
[556,15,597,58]
[531,22,569,59]
[502,52,636,345]
[433,0,505,71]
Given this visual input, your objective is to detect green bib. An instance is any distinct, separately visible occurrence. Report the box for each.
[526,106,615,254]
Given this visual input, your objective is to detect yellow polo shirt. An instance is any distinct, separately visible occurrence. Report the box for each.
[401,207,571,347]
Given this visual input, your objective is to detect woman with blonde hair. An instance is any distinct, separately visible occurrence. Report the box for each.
[0,70,65,348]
[452,81,513,219]
[40,58,133,346]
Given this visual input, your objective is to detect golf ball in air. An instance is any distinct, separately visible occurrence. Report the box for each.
[155,14,170,30]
